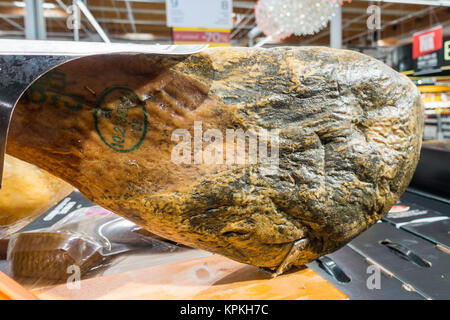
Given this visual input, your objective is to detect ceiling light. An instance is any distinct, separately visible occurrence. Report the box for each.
[13,1,57,9]
[122,33,156,41]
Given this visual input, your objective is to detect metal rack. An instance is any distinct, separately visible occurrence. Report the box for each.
[439,116,450,139]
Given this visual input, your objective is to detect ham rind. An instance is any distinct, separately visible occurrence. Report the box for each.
[7,47,423,268]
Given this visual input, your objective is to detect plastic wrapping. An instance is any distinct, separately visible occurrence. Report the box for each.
[0,155,73,239]
[8,231,106,281]
[7,206,179,286]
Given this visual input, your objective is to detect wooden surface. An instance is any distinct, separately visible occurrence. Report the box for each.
[32,255,347,300]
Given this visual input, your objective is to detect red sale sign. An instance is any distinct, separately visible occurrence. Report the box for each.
[173,28,230,47]
[413,26,443,59]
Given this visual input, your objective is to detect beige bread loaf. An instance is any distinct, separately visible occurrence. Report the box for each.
[0,155,73,238]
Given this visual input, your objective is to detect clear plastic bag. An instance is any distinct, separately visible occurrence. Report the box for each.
[7,206,178,285]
